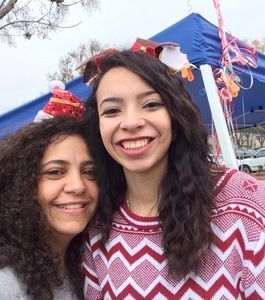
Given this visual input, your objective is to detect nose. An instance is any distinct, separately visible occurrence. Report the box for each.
[120,110,145,131]
[64,172,85,195]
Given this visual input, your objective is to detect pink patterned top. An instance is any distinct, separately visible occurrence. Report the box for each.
[82,169,265,299]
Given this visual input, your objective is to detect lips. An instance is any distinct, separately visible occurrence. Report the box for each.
[120,138,152,150]
[56,203,86,209]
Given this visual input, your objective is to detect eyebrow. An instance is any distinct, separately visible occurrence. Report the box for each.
[136,90,158,100]
[99,90,158,108]
[41,160,94,168]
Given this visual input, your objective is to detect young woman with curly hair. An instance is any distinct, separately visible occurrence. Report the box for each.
[0,116,98,300]
[81,49,265,299]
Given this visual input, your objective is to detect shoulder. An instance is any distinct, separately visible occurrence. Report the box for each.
[0,267,28,299]
[211,168,265,235]
[214,168,265,210]
[0,266,20,286]
[53,280,78,300]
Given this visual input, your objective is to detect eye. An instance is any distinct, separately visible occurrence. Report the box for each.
[100,107,120,116]
[83,167,97,181]
[143,101,164,109]
[42,168,65,179]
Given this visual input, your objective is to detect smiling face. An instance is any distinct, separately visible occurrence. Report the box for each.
[96,66,172,177]
[38,134,98,244]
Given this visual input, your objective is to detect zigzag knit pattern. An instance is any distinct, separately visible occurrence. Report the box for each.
[82,169,265,299]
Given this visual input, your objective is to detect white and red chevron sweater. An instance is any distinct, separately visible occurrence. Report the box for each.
[82,169,265,299]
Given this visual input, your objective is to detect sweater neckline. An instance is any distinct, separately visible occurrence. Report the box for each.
[119,201,161,231]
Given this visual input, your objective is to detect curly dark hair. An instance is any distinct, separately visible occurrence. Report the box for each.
[83,50,222,277]
[0,115,93,299]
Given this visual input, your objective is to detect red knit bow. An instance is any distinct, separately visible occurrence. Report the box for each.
[131,42,156,56]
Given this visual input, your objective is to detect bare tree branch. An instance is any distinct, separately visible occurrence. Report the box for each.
[19,0,34,10]
[0,0,17,19]
[0,0,99,45]
[61,0,83,7]
[47,40,105,82]
[0,19,81,30]
[0,0,8,10]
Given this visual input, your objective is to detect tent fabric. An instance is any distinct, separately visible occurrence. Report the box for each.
[151,13,265,82]
[1,13,265,139]
[0,77,91,138]
[151,13,265,129]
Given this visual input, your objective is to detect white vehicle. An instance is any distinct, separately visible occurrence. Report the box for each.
[237,148,265,173]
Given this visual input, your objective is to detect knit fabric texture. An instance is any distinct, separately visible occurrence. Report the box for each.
[83,169,265,299]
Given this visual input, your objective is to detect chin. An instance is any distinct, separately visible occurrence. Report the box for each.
[123,162,155,173]
[55,223,87,238]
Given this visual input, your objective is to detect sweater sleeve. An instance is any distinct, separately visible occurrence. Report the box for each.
[242,228,265,299]
[213,170,265,299]
[82,238,103,300]
[0,267,27,299]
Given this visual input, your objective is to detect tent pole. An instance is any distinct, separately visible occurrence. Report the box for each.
[200,64,238,169]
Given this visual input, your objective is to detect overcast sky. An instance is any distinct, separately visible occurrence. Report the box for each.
[1,0,264,114]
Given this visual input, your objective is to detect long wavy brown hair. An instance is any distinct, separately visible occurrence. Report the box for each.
[83,50,222,277]
[0,116,93,299]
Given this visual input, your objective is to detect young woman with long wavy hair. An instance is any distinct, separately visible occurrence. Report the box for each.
[82,48,265,300]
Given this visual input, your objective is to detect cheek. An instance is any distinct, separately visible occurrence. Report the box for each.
[86,181,99,201]
[37,193,50,213]
[37,181,59,207]
[37,181,47,206]
[37,193,49,218]
[163,113,172,134]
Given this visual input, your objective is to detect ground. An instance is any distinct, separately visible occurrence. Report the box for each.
[252,170,265,182]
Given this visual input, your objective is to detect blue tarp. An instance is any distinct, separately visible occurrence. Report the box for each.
[1,13,265,139]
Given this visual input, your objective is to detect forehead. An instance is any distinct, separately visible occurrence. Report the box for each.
[42,135,90,161]
[96,66,153,98]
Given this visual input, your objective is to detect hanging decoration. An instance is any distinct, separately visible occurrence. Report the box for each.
[33,80,85,122]
[211,0,258,156]
[82,38,194,85]
[213,0,257,104]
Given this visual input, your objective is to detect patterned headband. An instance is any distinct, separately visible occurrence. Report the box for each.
[81,38,194,85]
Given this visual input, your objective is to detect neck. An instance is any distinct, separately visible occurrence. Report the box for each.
[126,195,158,217]
[124,170,161,217]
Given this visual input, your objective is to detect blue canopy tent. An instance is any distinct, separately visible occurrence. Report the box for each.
[1,12,265,140]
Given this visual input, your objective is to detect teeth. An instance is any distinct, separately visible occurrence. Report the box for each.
[57,203,85,209]
[122,138,149,150]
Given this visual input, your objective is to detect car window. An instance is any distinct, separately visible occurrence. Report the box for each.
[256,149,265,158]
